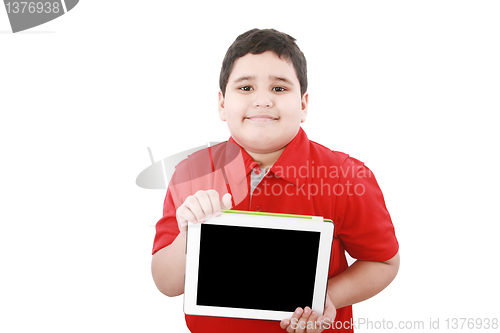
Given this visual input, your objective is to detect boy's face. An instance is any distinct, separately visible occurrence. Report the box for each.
[218,51,308,156]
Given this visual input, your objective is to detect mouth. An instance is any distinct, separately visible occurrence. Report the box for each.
[245,115,279,122]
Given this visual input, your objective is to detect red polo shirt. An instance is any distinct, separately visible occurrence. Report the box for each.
[153,127,399,333]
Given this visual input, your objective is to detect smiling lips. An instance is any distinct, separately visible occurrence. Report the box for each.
[245,115,279,122]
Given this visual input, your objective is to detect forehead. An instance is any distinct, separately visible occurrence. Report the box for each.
[228,51,298,83]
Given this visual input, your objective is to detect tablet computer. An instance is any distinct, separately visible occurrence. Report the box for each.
[184,210,334,321]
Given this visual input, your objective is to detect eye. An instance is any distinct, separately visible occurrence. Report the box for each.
[239,86,253,92]
[272,86,286,92]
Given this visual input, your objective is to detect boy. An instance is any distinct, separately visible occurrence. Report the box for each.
[151,28,399,333]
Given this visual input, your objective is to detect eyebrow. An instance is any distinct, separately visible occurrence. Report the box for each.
[232,75,295,86]
[232,76,256,84]
[270,75,295,86]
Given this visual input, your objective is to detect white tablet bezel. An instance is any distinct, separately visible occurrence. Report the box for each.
[184,211,334,321]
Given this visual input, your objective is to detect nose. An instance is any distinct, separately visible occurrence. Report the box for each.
[253,91,273,108]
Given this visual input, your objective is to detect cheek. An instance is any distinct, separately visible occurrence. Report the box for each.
[282,104,304,122]
[225,101,246,120]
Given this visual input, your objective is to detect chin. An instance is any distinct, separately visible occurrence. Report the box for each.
[233,134,268,151]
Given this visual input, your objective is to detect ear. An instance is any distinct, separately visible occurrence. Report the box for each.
[218,90,226,121]
[300,92,309,123]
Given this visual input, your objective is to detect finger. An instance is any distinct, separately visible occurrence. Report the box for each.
[176,206,196,234]
[194,190,214,221]
[286,307,304,333]
[306,310,318,333]
[296,307,312,333]
[178,219,188,235]
[316,317,331,332]
[280,319,289,330]
[183,195,206,223]
[317,314,335,331]
[221,193,232,211]
[206,190,222,217]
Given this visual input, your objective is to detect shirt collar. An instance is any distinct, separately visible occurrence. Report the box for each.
[227,127,310,188]
[227,137,260,177]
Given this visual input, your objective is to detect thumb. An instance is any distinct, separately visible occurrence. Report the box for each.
[318,294,336,323]
[221,193,232,210]
[322,305,336,319]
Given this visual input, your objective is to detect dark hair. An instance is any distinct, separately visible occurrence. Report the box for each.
[219,28,307,97]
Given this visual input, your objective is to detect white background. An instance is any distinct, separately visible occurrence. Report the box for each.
[1,1,499,332]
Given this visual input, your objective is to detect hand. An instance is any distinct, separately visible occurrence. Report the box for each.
[176,190,232,235]
[280,292,336,333]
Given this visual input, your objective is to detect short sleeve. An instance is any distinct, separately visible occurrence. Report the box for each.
[151,144,236,255]
[336,159,399,261]
[152,187,180,254]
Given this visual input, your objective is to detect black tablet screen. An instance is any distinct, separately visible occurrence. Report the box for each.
[196,224,321,312]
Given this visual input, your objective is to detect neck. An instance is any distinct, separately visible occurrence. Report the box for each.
[244,146,286,171]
